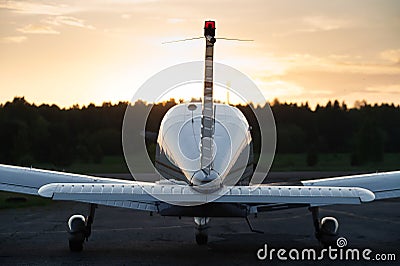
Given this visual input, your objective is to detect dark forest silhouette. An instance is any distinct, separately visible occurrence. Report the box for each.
[0,97,399,168]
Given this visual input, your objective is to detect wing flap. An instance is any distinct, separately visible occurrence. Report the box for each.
[0,183,38,195]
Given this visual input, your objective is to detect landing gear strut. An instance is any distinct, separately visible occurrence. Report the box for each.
[68,204,97,252]
[309,206,339,247]
[194,217,209,245]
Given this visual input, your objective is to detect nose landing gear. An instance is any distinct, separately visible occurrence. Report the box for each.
[194,217,210,245]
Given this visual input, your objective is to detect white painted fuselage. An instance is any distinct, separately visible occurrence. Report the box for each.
[156,102,253,189]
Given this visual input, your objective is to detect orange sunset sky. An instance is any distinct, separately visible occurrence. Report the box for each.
[1,0,399,108]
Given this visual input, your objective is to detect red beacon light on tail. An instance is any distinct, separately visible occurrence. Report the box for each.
[204,21,216,37]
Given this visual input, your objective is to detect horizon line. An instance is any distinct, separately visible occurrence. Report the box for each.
[2,96,399,110]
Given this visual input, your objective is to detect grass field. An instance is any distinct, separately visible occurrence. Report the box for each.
[34,156,130,174]
[0,192,51,209]
[269,153,400,172]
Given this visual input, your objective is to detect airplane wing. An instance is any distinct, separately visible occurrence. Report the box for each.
[301,171,400,200]
[0,164,161,212]
[0,164,129,195]
[1,164,399,214]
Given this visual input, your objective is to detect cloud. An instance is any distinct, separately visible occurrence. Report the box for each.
[96,0,159,5]
[1,36,28,43]
[0,0,158,17]
[254,78,336,107]
[44,16,95,30]
[167,18,184,24]
[121,14,131,20]
[253,52,400,107]
[276,53,400,75]
[302,16,352,32]
[364,85,400,94]
[276,16,353,37]
[344,85,400,107]
[0,0,75,15]
[257,80,304,98]
[17,24,60,34]
[380,49,400,64]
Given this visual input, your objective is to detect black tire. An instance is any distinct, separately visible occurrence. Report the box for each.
[318,234,338,248]
[195,233,208,245]
[69,240,83,252]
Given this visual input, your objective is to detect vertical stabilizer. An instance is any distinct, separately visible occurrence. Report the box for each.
[200,21,216,175]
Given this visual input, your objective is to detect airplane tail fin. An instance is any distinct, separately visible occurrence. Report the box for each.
[200,21,216,175]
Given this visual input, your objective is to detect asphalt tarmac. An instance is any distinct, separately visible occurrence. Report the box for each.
[0,173,399,265]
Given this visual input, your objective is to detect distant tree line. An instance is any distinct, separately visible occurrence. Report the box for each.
[267,99,399,166]
[0,97,399,168]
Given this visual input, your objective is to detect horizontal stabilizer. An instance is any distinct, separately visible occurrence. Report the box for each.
[38,183,374,206]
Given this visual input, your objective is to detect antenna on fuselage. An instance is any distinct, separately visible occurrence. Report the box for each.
[161,22,253,44]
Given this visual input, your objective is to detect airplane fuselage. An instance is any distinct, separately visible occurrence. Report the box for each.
[155,102,254,189]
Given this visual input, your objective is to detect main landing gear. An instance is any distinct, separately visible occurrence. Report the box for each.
[309,206,340,247]
[67,204,97,252]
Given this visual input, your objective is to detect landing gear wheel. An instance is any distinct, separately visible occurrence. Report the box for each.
[318,217,339,247]
[309,207,340,247]
[318,234,339,248]
[69,239,83,252]
[195,232,208,245]
[67,204,97,252]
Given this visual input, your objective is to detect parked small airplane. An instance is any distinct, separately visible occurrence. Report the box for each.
[0,21,399,252]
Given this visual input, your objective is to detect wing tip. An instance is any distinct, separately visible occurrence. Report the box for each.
[38,184,56,198]
[357,188,375,202]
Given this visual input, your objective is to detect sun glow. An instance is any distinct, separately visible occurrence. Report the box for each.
[1,1,399,108]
